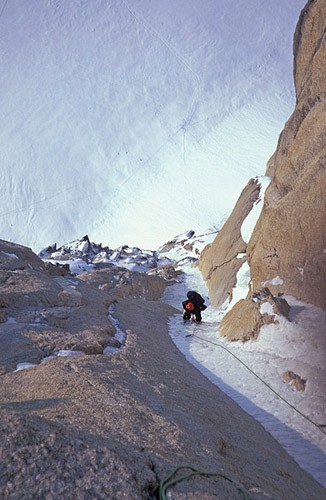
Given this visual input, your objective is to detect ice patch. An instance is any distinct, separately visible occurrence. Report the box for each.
[103,345,121,355]
[104,304,127,355]
[260,302,274,315]
[5,316,17,324]
[224,260,251,315]
[56,350,85,357]
[41,356,56,363]
[298,267,304,277]
[15,362,37,371]
[1,251,19,259]
[263,276,284,286]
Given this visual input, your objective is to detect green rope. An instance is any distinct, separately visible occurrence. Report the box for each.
[159,465,252,499]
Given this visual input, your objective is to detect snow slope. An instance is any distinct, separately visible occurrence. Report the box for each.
[0,0,305,250]
[159,233,326,488]
[164,277,326,488]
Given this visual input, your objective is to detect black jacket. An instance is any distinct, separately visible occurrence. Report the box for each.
[182,291,206,311]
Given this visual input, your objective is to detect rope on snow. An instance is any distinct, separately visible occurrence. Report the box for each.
[187,323,326,435]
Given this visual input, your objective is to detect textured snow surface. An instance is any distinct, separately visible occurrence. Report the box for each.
[161,239,326,489]
[163,274,326,488]
[1,0,306,250]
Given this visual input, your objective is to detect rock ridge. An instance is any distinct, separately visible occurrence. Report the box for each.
[199,0,326,342]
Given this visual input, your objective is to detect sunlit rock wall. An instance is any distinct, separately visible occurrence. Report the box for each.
[247,0,326,310]
[199,0,326,333]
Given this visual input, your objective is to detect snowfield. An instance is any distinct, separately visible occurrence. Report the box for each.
[1,0,306,250]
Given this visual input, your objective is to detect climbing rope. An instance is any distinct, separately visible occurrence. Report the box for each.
[188,324,326,435]
[159,465,252,500]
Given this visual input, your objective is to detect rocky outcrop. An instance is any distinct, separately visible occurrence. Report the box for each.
[283,370,307,392]
[78,266,168,301]
[219,288,290,341]
[247,0,326,310]
[0,239,169,373]
[199,179,260,307]
[0,239,115,372]
[39,234,164,273]
[199,0,326,340]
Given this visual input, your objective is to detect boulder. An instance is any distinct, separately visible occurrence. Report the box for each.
[57,289,83,307]
[147,264,178,281]
[283,370,306,391]
[44,261,71,276]
[219,298,264,341]
[219,288,290,342]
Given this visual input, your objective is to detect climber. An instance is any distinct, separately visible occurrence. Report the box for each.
[182,290,207,323]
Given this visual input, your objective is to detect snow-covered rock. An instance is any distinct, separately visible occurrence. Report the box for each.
[38,229,218,276]
[158,228,218,270]
[219,287,290,342]
[39,234,161,274]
